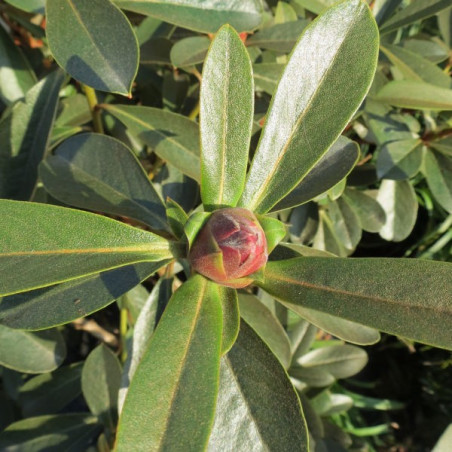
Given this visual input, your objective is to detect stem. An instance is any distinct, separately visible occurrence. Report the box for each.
[188,101,200,121]
[119,306,128,363]
[83,84,104,134]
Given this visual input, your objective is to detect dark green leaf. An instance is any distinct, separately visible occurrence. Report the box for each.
[343,188,386,233]
[377,179,418,241]
[297,344,368,379]
[208,321,309,451]
[0,261,168,330]
[247,20,308,53]
[376,80,452,110]
[102,104,200,181]
[116,275,222,451]
[253,63,284,95]
[140,37,173,65]
[272,137,359,211]
[200,25,253,209]
[313,211,347,257]
[166,197,188,239]
[381,44,451,88]
[376,138,423,180]
[438,7,452,48]
[55,93,91,128]
[238,294,292,368]
[46,0,139,95]
[379,0,452,35]
[82,344,121,431]
[238,0,379,213]
[18,363,83,417]
[114,0,263,33]
[0,414,102,451]
[118,276,173,412]
[40,133,169,232]
[0,70,64,200]
[0,327,65,373]
[289,304,381,345]
[170,36,210,67]
[0,200,174,296]
[258,257,452,349]
[0,25,36,104]
[423,149,452,213]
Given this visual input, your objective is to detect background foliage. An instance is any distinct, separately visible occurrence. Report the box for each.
[0,0,452,450]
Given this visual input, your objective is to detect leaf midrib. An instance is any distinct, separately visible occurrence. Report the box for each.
[246,10,361,211]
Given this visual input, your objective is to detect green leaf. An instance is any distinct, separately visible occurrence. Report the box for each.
[166,197,188,239]
[170,36,210,67]
[293,0,337,15]
[55,93,91,128]
[377,179,418,242]
[0,414,102,451]
[208,321,309,451]
[46,0,139,95]
[379,0,452,35]
[257,215,287,253]
[114,0,263,34]
[376,80,452,110]
[238,0,379,213]
[326,198,362,251]
[200,25,253,210]
[218,285,239,355]
[0,25,36,104]
[116,275,222,451]
[40,133,169,232]
[0,261,168,330]
[246,20,308,53]
[4,0,45,13]
[102,104,200,181]
[238,294,292,369]
[140,37,173,65]
[402,38,449,64]
[296,344,368,379]
[258,257,452,349]
[0,200,175,297]
[18,363,83,417]
[290,366,335,388]
[272,136,360,212]
[0,70,64,200]
[376,138,423,180]
[289,304,381,345]
[82,344,122,431]
[184,211,211,248]
[430,135,452,157]
[253,63,284,95]
[313,211,347,257]
[343,188,386,233]
[275,2,298,23]
[381,44,451,88]
[438,7,452,48]
[0,327,66,373]
[118,276,173,412]
[310,390,353,416]
[423,149,452,213]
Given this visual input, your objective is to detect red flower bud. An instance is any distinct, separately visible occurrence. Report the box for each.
[189,208,268,288]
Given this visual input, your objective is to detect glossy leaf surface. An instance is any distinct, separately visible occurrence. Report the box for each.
[0,327,65,373]
[116,275,222,451]
[208,321,308,451]
[46,0,139,95]
[114,0,263,33]
[0,200,174,296]
[0,261,167,330]
[40,133,169,231]
[239,0,379,213]
[272,137,359,211]
[0,70,64,200]
[259,257,452,349]
[200,25,253,209]
[102,104,200,181]
[0,25,36,104]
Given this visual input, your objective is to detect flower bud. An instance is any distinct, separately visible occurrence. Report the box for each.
[189,208,268,288]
